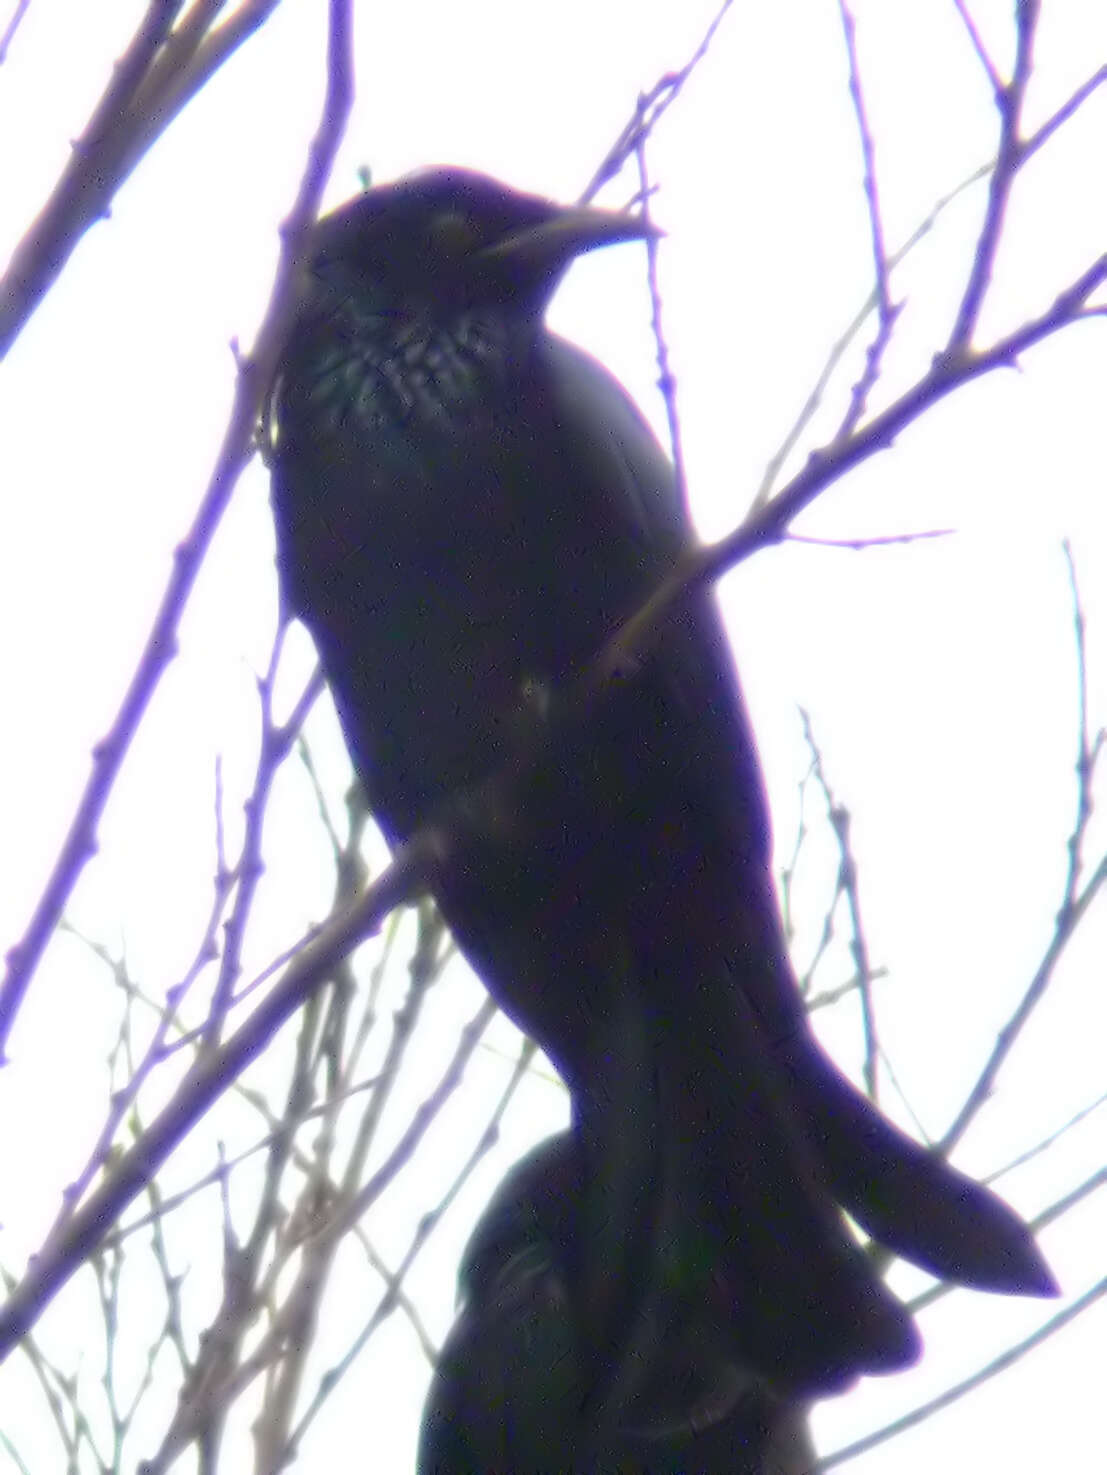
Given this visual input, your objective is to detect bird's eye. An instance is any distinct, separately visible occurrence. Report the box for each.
[427,209,479,257]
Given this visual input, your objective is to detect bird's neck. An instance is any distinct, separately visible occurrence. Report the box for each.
[289,268,529,437]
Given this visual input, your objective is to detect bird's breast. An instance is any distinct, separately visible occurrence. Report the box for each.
[273,324,662,836]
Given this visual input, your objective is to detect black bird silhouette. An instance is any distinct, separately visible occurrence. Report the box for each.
[418,1129,819,1475]
[267,168,1057,1406]
[417,919,819,1472]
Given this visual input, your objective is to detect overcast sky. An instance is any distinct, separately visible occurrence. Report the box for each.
[1,1,1106,1470]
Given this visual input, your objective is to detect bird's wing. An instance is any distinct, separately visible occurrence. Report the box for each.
[539,333,807,1045]
[538,333,689,553]
[538,333,1058,1303]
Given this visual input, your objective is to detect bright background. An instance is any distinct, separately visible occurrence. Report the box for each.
[1,0,1106,1470]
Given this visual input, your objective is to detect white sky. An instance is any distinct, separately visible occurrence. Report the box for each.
[1,0,1106,1470]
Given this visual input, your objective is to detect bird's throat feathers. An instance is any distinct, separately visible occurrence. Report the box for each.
[278,264,519,443]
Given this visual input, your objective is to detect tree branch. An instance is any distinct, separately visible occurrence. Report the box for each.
[0,0,353,1060]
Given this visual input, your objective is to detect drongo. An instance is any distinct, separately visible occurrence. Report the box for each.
[418,1129,818,1474]
[267,168,1056,1405]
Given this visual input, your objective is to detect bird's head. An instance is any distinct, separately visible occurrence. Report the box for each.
[307,167,657,316]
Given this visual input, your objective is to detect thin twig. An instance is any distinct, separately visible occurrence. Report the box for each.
[0,0,187,354]
[801,710,880,1100]
[984,1089,1107,1187]
[947,0,1040,348]
[753,161,992,509]
[942,857,1107,1157]
[951,0,1004,98]
[1059,540,1101,910]
[0,0,352,1059]
[48,660,319,1254]
[940,545,1107,1153]
[354,1234,439,1365]
[119,0,285,182]
[580,0,733,202]
[778,761,814,952]
[202,980,490,1468]
[633,142,689,516]
[98,1073,379,1249]
[834,0,901,436]
[604,246,1107,703]
[787,527,955,551]
[203,653,324,1046]
[283,1026,532,1459]
[147,974,330,1466]
[0,0,32,63]
[818,1272,1107,1469]
[1021,64,1107,165]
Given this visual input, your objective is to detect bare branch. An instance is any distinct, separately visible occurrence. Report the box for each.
[202,645,324,1047]
[947,0,1040,348]
[834,0,901,436]
[0,799,427,1360]
[283,1026,532,1461]
[608,248,1107,698]
[940,546,1107,1153]
[1059,541,1101,910]
[1022,63,1107,164]
[185,975,489,1470]
[0,0,32,64]
[801,710,880,1100]
[0,0,289,356]
[120,0,285,181]
[984,1089,1107,1187]
[0,0,353,1059]
[786,527,955,551]
[46,657,320,1249]
[951,0,1004,99]
[754,161,992,509]
[818,1272,1107,1470]
[1,0,188,354]
[0,1425,32,1475]
[581,0,734,202]
[355,1234,439,1365]
[633,140,690,516]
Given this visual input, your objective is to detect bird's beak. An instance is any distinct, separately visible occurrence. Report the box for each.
[476,203,662,274]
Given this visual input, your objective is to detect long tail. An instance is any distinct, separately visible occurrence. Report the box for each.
[781,1039,1059,1296]
[647,964,923,1397]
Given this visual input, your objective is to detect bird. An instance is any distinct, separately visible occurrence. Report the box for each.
[416,910,819,1471]
[266,167,1057,1408]
[417,1129,817,1475]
